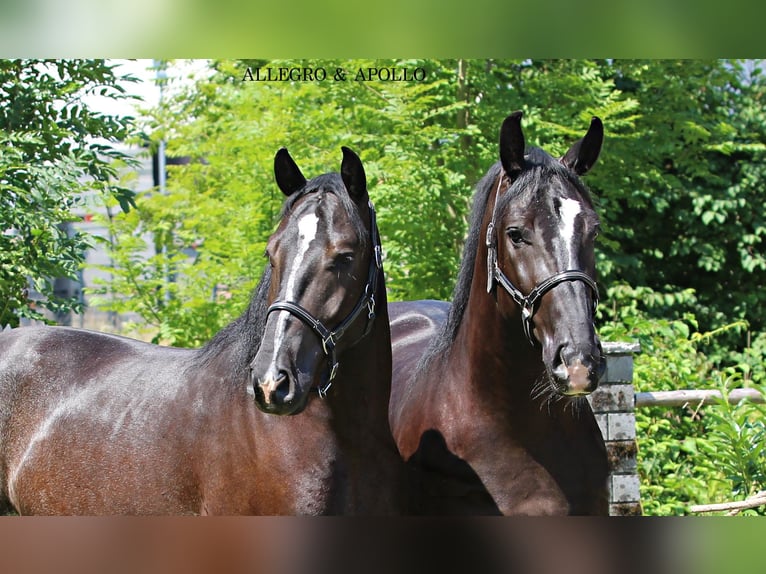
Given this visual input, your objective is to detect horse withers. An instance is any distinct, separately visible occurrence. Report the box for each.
[388,112,609,515]
[0,147,406,515]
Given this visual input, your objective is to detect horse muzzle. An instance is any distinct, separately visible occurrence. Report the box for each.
[250,366,310,415]
[549,345,606,397]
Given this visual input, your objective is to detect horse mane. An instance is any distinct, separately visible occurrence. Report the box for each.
[416,148,594,372]
[194,265,271,380]
[415,162,501,369]
[194,172,368,377]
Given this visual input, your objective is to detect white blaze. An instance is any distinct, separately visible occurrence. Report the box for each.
[559,198,581,268]
[271,212,319,364]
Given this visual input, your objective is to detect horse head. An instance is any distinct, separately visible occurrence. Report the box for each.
[487,111,605,396]
[249,147,380,415]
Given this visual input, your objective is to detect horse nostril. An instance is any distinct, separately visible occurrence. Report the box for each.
[550,344,568,371]
[272,370,293,404]
[256,370,293,406]
[550,345,570,385]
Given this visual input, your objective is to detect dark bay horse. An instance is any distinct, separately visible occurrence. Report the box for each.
[388,112,610,515]
[0,147,406,515]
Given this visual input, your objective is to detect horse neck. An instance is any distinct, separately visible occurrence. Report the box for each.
[456,289,543,395]
[326,283,393,434]
[449,202,546,401]
[193,294,265,387]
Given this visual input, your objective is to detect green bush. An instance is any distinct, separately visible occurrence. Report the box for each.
[600,287,766,515]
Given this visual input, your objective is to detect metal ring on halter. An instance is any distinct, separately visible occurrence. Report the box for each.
[321,334,336,356]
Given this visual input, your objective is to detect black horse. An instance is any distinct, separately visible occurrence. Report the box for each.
[388,112,610,515]
[0,147,407,515]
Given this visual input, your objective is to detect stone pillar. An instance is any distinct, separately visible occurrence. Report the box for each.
[587,341,642,516]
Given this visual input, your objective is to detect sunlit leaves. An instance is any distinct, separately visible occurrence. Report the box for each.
[0,59,139,327]
[601,308,766,515]
[96,59,766,351]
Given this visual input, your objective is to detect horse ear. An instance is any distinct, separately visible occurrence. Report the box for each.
[560,116,603,175]
[340,146,368,202]
[499,111,526,180]
[274,147,307,197]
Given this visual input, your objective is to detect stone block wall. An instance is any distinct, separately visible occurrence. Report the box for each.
[587,341,642,516]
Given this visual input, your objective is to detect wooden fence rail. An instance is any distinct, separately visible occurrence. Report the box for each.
[635,388,764,407]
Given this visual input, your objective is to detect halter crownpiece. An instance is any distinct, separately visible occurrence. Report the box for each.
[485,173,599,345]
[265,200,382,397]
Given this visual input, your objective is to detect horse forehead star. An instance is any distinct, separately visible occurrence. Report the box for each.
[558,197,582,237]
[288,211,320,295]
[557,197,582,268]
[271,211,319,363]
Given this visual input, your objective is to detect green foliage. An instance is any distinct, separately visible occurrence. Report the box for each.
[0,59,138,326]
[698,382,766,510]
[95,59,645,341]
[101,59,766,342]
[95,60,476,341]
[601,295,766,516]
[87,195,245,346]
[592,60,766,335]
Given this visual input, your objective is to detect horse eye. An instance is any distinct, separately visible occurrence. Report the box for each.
[330,252,355,269]
[506,227,526,245]
[340,253,355,265]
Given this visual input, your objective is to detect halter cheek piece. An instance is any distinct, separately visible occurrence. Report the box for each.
[265,200,383,398]
[485,174,599,345]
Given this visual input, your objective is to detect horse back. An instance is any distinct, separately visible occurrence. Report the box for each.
[387,301,447,411]
[388,300,448,377]
[0,327,203,514]
[0,326,402,515]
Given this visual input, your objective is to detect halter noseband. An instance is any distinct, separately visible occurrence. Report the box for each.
[265,200,383,397]
[485,174,599,345]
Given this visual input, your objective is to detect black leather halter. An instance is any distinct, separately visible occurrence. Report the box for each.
[485,175,599,345]
[265,200,383,397]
